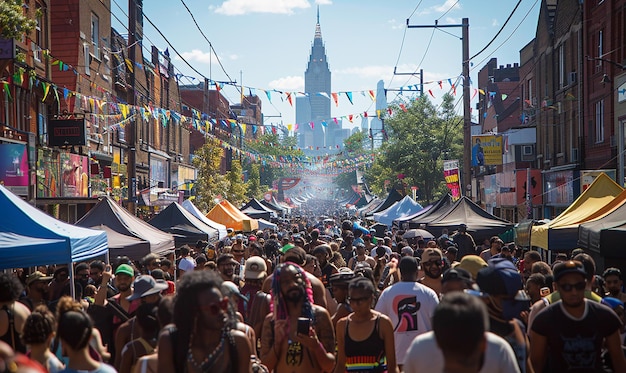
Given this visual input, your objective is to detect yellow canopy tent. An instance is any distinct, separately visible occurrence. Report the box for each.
[206,200,259,232]
[530,173,624,250]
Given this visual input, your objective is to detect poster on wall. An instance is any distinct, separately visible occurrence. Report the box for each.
[471,135,503,166]
[60,153,89,197]
[37,148,60,198]
[0,143,29,195]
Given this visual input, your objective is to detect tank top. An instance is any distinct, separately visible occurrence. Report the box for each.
[1,304,26,354]
[344,315,387,372]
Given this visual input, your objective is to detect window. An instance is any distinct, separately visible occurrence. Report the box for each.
[596,99,605,143]
[84,44,91,75]
[558,44,565,88]
[91,13,100,59]
[597,30,604,72]
[33,9,42,62]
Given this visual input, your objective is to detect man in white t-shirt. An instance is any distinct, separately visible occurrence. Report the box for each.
[403,292,520,373]
[374,256,439,367]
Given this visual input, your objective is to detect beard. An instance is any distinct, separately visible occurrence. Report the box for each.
[117,283,130,292]
[424,268,442,279]
[284,287,305,303]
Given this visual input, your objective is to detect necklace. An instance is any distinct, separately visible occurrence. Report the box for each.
[187,327,228,372]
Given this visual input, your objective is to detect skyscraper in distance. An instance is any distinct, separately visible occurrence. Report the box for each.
[296,7,331,153]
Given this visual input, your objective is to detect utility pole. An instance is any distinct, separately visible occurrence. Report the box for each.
[127,0,139,214]
[407,18,471,197]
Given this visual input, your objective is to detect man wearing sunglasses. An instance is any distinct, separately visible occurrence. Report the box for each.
[418,248,444,295]
[530,260,626,372]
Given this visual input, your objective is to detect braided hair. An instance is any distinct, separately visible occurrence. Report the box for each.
[21,305,56,345]
[270,262,314,321]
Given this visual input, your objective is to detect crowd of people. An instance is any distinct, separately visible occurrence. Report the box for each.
[1,216,626,373]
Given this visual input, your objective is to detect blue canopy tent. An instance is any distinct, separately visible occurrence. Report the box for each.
[373,196,423,227]
[0,185,108,270]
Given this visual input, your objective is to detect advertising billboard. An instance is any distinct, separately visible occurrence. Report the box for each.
[471,135,503,166]
[0,143,29,195]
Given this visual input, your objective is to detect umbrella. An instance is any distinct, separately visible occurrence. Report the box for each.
[403,228,435,240]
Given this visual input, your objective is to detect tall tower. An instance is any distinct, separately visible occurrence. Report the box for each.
[296,7,331,152]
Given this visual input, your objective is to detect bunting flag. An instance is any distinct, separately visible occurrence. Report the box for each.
[333,118,338,125]
[345,91,353,105]
[309,122,314,130]
[478,88,485,95]
[241,123,246,135]
[321,121,327,127]
[348,114,353,123]
[367,90,375,101]
[318,92,330,99]
[447,78,452,87]
[471,89,478,100]
[265,90,272,102]
[428,89,435,99]
[42,82,50,102]
[501,94,508,100]
[125,58,134,73]
[400,104,407,113]
[331,92,339,106]
[3,82,12,102]
[376,110,381,118]
[287,124,293,131]
[438,81,443,89]
[363,112,368,118]
[286,92,293,106]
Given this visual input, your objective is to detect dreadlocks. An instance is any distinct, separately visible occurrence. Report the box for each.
[270,262,314,321]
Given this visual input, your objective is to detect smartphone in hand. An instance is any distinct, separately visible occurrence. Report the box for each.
[297,317,310,335]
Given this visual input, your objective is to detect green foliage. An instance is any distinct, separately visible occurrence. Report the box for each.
[363,93,463,204]
[246,133,304,187]
[226,160,247,207]
[334,131,368,192]
[192,137,228,211]
[0,0,37,40]
[245,163,264,200]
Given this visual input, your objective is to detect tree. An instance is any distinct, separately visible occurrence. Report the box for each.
[364,93,463,204]
[226,159,247,207]
[0,1,37,40]
[192,137,228,211]
[334,130,367,192]
[245,132,304,187]
[245,163,264,200]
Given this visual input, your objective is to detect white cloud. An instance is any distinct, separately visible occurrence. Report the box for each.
[214,0,311,15]
[387,18,404,30]
[420,0,462,15]
[315,0,332,4]
[175,49,238,64]
[268,76,304,91]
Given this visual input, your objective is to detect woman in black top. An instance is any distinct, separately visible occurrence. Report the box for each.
[334,277,398,373]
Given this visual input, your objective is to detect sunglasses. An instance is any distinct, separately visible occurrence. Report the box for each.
[347,296,370,304]
[197,299,228,315]
[423,260,443,267]
[558,281,586,292]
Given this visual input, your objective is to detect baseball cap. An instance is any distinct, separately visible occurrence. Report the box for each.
[26,271,52,286]
[553,260,587,282]
[421,248,443,263]
[222,281,248,302]
[329,270,356,285]
[244,256,267,280]
[281,243,296,253]
[115,264,135,277]
[248,235,257,241]
[401,247,414,256]
[442,268,472,285]
[216,254,238,266]
[457,255,488,280]
[126,275,168,301]
[476,258,524,297]
[236,234,244,240]
[476,258,530,319]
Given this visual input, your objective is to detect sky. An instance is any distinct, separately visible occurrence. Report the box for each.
[111,0,541,135]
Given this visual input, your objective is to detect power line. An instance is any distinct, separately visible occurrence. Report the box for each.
[469,0,523,61]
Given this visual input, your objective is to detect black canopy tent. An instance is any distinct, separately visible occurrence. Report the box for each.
[148,202,219,247]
